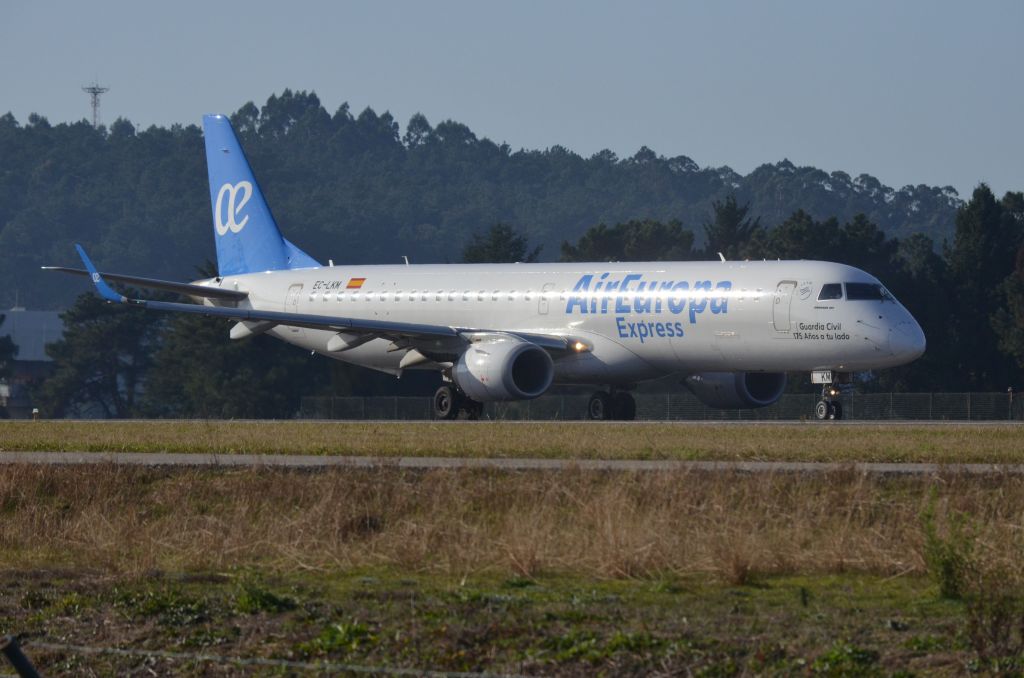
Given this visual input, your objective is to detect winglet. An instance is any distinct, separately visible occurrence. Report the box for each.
[74,244,126,303]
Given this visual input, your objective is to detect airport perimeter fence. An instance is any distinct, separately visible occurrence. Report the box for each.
[300,392,1024,421]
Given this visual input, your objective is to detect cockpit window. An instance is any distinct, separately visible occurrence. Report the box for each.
[845,282,893,301]
[818,283,843,301]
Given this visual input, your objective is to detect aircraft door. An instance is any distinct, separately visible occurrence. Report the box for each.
[772,280,796,332]
[284,283,304,337]
[538,282,555,315]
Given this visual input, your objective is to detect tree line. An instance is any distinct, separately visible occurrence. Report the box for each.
[13,184,1022,419]
[1,90,961,312]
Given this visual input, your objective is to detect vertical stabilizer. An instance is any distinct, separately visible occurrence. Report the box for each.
[202,114,319,276]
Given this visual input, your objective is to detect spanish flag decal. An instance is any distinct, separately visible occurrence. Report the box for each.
[346,277,366,290]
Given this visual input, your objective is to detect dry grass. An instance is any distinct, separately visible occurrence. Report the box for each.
[4,464,1024,582]
[0,420,1022,462]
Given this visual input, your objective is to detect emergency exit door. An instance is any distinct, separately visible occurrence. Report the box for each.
[538,282,555,315]
[284,283,304,336]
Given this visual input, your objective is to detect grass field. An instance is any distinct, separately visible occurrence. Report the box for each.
[4,463,1024,674]
[4,569,967,676]
[0,419,1022,462]
[4,421,1024,674]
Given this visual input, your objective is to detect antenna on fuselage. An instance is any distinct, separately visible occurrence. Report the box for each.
[718,252,726,262]
[402,256,410,265]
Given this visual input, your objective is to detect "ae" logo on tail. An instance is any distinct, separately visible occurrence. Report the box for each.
[215,181,252,235]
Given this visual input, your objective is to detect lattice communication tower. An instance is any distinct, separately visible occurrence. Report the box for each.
[81,82,110,128]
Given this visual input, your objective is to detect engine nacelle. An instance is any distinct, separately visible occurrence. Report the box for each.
[453,336,554,402]
[684,372,787,409]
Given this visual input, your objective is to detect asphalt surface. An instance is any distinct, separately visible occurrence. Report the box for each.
[2,451,1023,476]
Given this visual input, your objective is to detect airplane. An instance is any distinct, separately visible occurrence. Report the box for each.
[46,114,926,421]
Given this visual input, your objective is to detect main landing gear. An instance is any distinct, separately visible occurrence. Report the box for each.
[433,384,484,420]
[587,390,637,421]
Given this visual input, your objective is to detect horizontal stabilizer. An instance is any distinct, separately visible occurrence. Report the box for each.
[42,266,249,301]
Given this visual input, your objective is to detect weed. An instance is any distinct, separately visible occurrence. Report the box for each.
[810,641,880,675]
[544,629,601,662]
[454,588,522,610]
[963,569,1024,662]
[654,578,684,594]
[300,621,377,656]
[920,493,975,600]
[19,590,51,610]
[903,634,945,652]
[233,582,295,614]
[114,587,211,626]
[605,631,662,653]
[503,576,536,589]
[53,592,88,616]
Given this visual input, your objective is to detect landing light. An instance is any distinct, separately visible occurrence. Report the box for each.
[572,340,590,353]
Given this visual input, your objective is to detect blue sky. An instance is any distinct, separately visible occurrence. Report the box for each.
[2,1,1021,197]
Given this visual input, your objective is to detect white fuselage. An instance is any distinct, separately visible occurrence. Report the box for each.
[201,259,925,385]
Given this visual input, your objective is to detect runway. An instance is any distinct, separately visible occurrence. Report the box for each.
[2,451,1023,476]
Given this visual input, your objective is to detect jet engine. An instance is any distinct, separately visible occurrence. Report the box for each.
[453,336,554,402]
[684,372,787,409]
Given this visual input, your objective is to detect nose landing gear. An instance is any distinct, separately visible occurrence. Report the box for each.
[812,371,847,420]
[814,390,843,420]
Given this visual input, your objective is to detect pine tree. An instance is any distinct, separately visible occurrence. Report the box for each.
[462,224,541,263]
[703,195,761,260]
[34,292,163,418]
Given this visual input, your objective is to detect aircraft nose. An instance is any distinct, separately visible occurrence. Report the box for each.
[890,319,926,362]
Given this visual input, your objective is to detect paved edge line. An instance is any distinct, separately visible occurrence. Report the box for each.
[1,452,1023,476]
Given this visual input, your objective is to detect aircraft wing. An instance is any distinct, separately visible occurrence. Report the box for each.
[64,245,570,350]
[42,265,249,301]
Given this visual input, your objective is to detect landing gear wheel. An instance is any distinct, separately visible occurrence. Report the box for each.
[587,392,612,420]
[611,392,637,421]
[815,400,831,421]
[433,385,460,420]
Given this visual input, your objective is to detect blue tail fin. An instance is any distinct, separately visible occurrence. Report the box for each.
[202,114,320,276]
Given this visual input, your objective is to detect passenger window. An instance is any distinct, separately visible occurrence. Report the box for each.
[366,293,373,301]
[379,292,388,302]
[308,292,317,301]
[477,290,485,301]
[508,290,516,301]
[351,292,360,302]
[491,290,499,301]
[395,291,402,302]
[448,291,456,301]
[818,283,843,301]
[524,291,532,301]
[462,291,470,301]
[409,290,417,301]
